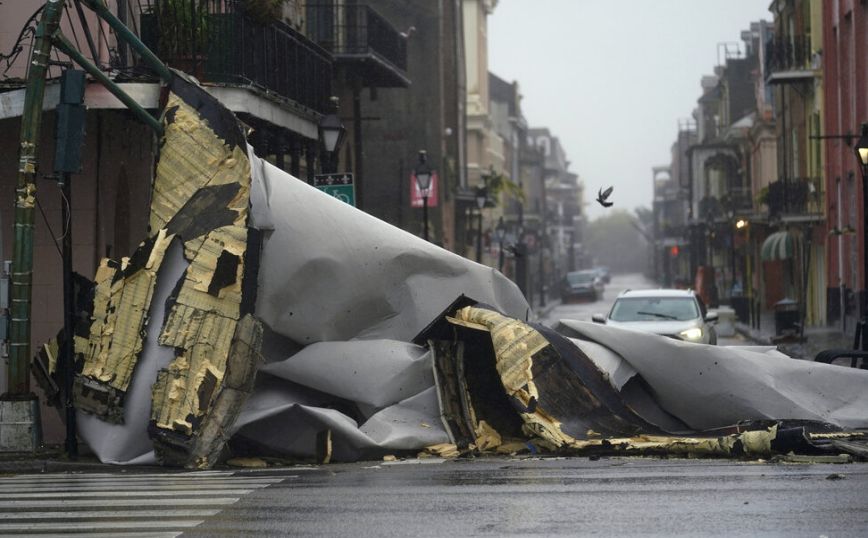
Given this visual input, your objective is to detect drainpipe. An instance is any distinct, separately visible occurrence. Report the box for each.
[837,176,846,333]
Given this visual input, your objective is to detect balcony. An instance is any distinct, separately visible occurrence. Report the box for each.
[137,0,333,114]
[765,34,816,84]
[306,3,410,88]
[765,177,824,220]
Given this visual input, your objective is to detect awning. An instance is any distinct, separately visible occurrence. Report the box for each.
[761,230,797,261]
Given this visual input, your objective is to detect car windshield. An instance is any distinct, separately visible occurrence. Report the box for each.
[566,271,595,285]
[609,297,699,322]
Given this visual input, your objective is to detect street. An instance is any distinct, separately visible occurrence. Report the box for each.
[539,273,744,346]
[1,457,866,536]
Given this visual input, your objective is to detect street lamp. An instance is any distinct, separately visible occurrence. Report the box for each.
[475,185,487,263]
[495,217,506,271]
[318,96,346,174]
[854,123,868,330]
[414,150,433,241]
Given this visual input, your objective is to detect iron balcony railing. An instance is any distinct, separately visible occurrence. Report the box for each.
[305,2,407,73]
[766,177,824,217]
[135,0,332,113]
[765,34,813,76]
[698,187,754,222]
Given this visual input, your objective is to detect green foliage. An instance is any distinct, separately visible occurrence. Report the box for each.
[757,186,769,206]
[481,166,525,203]
[156,0,210,57]
[243,0,285,25]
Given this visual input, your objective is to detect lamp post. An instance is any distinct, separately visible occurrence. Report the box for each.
[414,150,433,241]
[475,185,487,263]
[726,208,736,300]
[495,217,506,271]
[854,123,868,329]
[318,96,346,174]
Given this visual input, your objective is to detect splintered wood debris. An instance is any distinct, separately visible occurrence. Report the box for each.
[64,78,263,469]
[438,306,868,461]
[73,229,175,422]
[448,306,580,449]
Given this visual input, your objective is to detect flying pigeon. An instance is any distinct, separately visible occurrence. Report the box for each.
[596,186,614,208]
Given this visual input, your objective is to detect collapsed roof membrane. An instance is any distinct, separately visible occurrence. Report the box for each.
[33,74,867,467]
[420,303,868,459]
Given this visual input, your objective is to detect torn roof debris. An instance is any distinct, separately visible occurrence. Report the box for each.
[33,72,868,469]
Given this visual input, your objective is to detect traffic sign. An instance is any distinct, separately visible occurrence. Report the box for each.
[314,173,355,207]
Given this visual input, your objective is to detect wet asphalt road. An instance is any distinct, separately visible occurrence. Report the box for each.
[182,274,863,536]
[184,457,868,537]
[539,272,744,345]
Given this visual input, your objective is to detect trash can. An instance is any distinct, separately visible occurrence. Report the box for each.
[774,298,800,335]
[715,306,736,337]
[730,296,749,323]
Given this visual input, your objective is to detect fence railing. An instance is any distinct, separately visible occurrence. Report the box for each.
[766,177,824,216]
[765,34,813,76]
[135,0,332,113]
[305,2,407,71]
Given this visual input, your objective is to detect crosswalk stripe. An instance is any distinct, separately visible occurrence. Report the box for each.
[0,519,207,531]
[0,497,239,508]
[0,509,220,519]
[0,473,283,482]
[1,471,232,479]
[0,482,279,492]
[0,470,283,536]
[0,489,255,499]
[10,533,181,538]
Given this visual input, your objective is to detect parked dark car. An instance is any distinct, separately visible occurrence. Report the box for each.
[560,270,603,303]
[594,266,611,284]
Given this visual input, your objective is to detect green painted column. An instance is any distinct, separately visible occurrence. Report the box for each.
[7,0,64,397]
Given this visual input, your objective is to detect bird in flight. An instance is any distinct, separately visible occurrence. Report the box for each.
[596,186,614,207]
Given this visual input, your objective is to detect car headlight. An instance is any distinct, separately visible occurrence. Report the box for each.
[679,327,703,341]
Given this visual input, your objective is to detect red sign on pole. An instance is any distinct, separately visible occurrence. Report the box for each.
[410,171,439,208]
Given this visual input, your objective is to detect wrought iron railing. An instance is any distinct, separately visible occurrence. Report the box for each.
[305,2,407,71]
[698,187,753,222]
[765,34,812,76]
[766,177,824,216]
[135,0,332,113]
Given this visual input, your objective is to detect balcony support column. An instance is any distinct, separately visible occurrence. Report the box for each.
[289,138,301,178]
[305,142,317,185]
[273,131,286,171]
[352,75,364,210]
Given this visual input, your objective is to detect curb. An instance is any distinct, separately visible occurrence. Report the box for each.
[734,322,772,345]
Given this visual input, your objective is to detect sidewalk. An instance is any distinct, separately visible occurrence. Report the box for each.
[734,310,853,360]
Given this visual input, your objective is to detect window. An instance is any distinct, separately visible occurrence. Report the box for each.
[610,297,700,322]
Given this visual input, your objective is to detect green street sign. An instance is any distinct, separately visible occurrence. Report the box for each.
[314,173,356,207]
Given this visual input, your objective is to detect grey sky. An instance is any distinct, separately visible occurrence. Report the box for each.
[489,0,773,221]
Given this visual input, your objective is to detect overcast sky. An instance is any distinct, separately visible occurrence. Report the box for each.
[488,0,773,221]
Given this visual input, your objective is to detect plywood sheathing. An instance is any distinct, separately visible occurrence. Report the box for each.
[449,306,578,449]
[149,94,249,237]
[151,314,263,469]
[146,85,258,468]
[64,77,262,466]
[71,229,175,422]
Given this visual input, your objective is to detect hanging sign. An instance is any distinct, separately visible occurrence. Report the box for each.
[410,171,439,208]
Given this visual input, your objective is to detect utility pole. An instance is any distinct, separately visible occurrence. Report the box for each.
[3,1,64,453]
[54,68,87,459]
[4,0,172,452]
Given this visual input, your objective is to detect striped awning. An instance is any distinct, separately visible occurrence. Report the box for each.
[761,231,797,261]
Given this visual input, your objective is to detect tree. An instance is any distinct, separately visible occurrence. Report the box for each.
[584,209,648,274]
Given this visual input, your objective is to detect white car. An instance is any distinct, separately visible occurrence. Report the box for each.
[591,289,719,345]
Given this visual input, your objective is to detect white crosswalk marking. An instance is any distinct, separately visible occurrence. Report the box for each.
[0,470,284,536]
